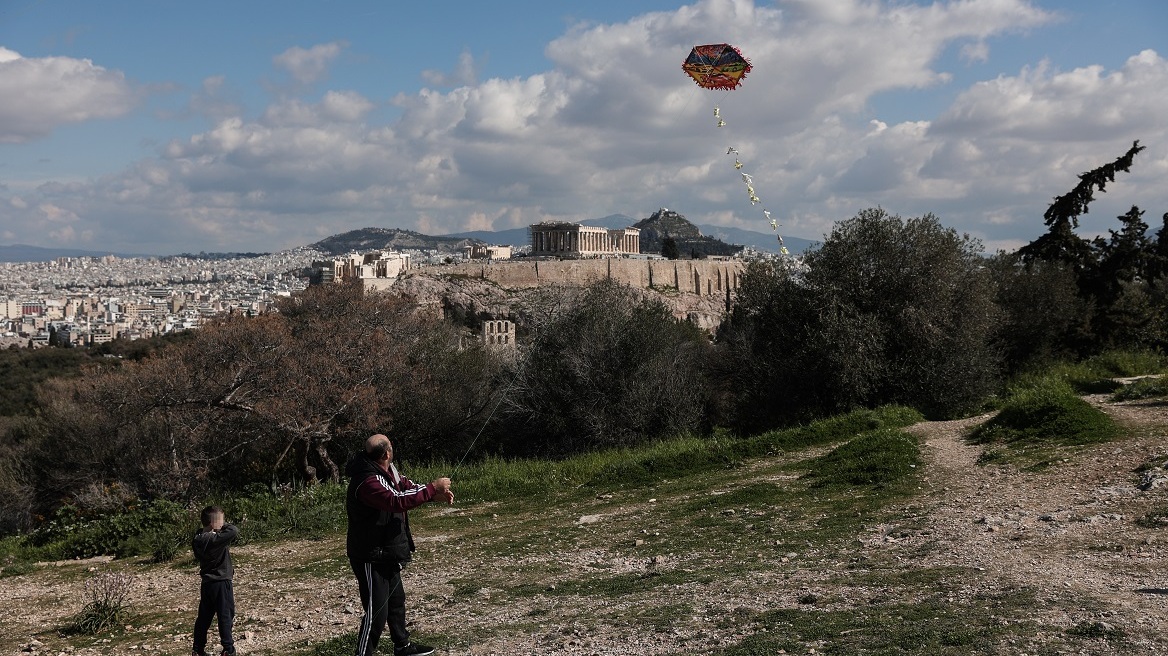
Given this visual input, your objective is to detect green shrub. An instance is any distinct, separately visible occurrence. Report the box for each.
[31,499,190,560]
[1082,350,1167,378]
[0,558,34,578]
[221,483,347,541]
[804,428,921,488]
[970,378,1119,446]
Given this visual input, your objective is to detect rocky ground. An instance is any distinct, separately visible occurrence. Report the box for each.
[5,393,1168,656]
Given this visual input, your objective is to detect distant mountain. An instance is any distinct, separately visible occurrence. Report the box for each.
[579,214,639,229]
[635,208,743,257]
[442,227,530,247]
[0,244,157,263]
[309,227,483,256]
[696,224,816,255]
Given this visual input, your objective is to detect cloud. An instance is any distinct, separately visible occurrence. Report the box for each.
[932,49,1168,142]
[1,0,1165,255]
[273,42,345,85]
[421,49,481,87]
[0,47,138,143]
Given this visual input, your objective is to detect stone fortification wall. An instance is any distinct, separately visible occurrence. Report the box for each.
[420,259,744,297]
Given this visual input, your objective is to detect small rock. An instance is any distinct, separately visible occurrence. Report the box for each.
[634,539,645,547]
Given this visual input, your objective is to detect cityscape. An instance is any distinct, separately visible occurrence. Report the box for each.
[0,243,502,349]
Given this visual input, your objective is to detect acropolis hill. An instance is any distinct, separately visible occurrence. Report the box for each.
[400,258,744,332]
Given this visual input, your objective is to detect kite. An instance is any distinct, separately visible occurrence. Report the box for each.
[684,43,788,255]
[683,44,752,91]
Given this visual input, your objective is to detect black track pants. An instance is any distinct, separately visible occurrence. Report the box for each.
[351,559,408,656]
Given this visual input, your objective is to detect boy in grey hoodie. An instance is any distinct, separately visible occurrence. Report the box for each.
[192,506,238,656]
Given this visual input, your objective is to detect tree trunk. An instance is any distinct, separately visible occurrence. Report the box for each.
[296,439,318,485]
[314,438,341,483]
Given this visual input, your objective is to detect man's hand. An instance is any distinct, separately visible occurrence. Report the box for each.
[431,477,455,505]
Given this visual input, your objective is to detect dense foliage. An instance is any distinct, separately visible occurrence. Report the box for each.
[495,278,711,456]
[716,208,1000,430]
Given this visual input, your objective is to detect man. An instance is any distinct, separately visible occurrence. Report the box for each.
[346,433,454,656]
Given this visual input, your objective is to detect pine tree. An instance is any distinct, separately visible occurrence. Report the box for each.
[1019,140,1145,273]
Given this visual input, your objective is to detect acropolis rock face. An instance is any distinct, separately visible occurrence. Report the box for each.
[392,258,744,332]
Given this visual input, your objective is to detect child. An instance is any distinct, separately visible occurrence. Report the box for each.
[192,506,238,656]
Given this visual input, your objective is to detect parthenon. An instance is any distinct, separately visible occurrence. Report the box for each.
[530,222,641,257]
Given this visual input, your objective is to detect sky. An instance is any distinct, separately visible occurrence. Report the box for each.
[1,0,1166,255]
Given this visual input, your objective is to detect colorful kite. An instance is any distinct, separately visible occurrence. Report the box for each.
[684,43,787,255]
[682,44,752,91]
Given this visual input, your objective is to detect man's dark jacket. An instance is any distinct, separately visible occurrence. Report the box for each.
[345,452,436,564]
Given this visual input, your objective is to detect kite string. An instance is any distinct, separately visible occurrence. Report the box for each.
[711,91,788,254]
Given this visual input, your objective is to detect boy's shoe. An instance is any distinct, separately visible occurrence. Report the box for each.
[394,642,435,656]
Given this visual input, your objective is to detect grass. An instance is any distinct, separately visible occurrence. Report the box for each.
[1111,375,1168,402]
[1038,350,1168,394]
[970,376,1120,468]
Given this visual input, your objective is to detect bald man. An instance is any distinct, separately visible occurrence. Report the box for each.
[345,434,453,656]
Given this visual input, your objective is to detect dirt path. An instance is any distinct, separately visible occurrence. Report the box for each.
[899,398,1168,643]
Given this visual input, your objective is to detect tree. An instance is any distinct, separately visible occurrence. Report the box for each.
[1019,140,1145,273]
[501,278,710,455]
[661,237,680,260]
[718,208,1000,428]
[21,281,503,514]
[987,252,1089,373]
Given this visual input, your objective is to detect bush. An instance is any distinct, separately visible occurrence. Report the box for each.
[29,499,189,560]
[970,378,1119,446]
[69,571,134,635]
[804,428,921,488]
[500,278,712,455]
[987,254,1089,373]
[717,208,1001,431]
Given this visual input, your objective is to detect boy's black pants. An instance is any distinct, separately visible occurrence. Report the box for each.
[193,578,235,655]
[351,559,409,656]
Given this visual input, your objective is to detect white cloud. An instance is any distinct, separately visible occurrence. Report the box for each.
[273,42,344,85]
[0,47,138,143]
[422,49,481,87]
[932,50,1168,141]
[1,0,1165,255]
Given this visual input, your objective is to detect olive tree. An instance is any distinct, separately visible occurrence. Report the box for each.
[500,278,711,455]
[719,208,1001,429]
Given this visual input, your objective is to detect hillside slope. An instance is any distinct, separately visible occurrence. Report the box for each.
[5,397,1168,655]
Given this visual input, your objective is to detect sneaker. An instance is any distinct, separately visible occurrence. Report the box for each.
[394,641,435,656]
